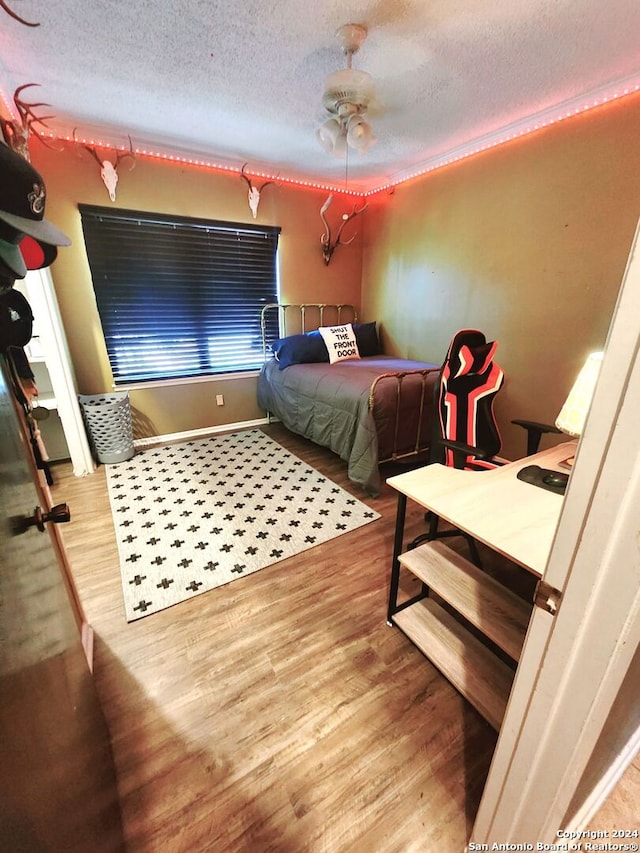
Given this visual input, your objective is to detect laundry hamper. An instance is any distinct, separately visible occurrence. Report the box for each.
[78,391,135,464]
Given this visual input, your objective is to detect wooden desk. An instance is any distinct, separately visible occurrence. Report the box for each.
[388,442,574,577]
[385,442,575,730]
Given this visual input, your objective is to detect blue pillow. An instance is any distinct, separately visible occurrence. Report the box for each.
[353,322,381,357]
[272,330,329,370]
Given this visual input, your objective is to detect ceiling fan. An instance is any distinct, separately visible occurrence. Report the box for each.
[316,23,376,157]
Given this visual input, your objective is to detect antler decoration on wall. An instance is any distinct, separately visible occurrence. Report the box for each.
[0,84,55,161]
[0,0,39,26]
[319,194,368,265]
[75,131,136,201]
[240,164,275,219]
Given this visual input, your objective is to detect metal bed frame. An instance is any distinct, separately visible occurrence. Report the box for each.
[259,302,438,463]
[260,302,358,360]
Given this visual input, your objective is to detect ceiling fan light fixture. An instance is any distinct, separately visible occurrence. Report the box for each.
[337,102,359,119]
[331,133,348,159]
[346,115,375,153]
[322,68,375,114]
[316,22,377,157]
[317,117,343,153]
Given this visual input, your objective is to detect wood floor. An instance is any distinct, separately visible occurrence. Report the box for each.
[52,425,540,852]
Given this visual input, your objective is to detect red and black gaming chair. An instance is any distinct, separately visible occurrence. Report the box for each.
[409,329,505,565]
[431,328,504,472]
[410,328,559,564]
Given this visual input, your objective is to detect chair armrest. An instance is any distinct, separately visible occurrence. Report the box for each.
[512,419,562,456]
[439,438,494,461]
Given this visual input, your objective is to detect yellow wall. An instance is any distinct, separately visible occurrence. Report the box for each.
[31,91,640,455]
[362,93,640,459]
[30,145,363,438]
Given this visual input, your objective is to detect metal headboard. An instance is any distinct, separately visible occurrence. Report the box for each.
[260,303,358,360]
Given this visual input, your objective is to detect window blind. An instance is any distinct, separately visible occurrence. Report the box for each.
[79,205,280,384]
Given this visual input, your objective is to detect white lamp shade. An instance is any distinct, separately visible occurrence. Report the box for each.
[555,351,604,437]
[346,115,375,152]
[316,117,342,153]
[331,133,347,158]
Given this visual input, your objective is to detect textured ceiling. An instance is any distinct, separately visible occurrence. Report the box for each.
[1,0,640,193]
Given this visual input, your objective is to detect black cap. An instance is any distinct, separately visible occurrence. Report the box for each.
[0,142,71,277]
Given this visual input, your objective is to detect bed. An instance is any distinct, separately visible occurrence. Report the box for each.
[257,303,440,495]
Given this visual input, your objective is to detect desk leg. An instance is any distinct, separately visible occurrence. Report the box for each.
[387,493,407,625]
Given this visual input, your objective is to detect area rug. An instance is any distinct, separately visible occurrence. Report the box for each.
[106,429,380,621]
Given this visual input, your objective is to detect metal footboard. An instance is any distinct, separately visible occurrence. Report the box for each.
[369,368,439,463]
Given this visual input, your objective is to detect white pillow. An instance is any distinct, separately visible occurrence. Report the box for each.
[318,323,361,364]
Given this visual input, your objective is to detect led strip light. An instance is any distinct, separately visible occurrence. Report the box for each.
[374,79,640,195]
[3,78,639,198]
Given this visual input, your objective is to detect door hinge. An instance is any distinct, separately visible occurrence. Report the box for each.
[534,579,563,615]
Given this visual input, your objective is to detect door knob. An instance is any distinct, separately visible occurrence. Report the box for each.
[30,503,71,532]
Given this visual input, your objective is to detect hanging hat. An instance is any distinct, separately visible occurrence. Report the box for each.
[0,287,33,348]
[19,234,58,269]
[0,142,71,277]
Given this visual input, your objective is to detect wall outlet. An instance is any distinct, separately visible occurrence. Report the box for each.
[216,394,224,406]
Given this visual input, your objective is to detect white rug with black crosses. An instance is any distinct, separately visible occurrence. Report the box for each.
[106,429,381,621]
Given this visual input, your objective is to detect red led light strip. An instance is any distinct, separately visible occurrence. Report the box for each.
[6,79,639,198]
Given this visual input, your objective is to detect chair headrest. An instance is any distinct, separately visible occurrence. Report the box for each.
[445,329,498,378]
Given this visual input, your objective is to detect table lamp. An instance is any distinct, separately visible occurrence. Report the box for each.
[518,351,604,494]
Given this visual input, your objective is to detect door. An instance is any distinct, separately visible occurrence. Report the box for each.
[0,355,124,850]
[472,219,640,840]
[18,267,95,477]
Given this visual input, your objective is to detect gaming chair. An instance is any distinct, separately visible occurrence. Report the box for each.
[431,328,504,471]
[409,328,505,564]
[410,328,559,565]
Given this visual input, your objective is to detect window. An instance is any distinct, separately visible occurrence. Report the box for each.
[79,205,280,385]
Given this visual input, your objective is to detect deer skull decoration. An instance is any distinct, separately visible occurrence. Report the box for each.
[320,194,368,265]
[0,0,39,26]
[240,164,275,219]
[75,132,136,202]
[0,84,55,161]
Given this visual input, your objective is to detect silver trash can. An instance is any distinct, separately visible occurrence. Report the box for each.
[78,391,135,464]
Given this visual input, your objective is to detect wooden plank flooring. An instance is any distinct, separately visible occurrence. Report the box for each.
[51,424,534,852]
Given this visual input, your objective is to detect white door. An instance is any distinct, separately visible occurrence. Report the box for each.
[20,268,95,476]
[0,355,123,849]
[472,219,640,841]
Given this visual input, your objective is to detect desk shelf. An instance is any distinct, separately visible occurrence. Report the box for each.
[399,541,531,661]
[393,597,514,731]
[392,540,533,731]
[387,449,569,732]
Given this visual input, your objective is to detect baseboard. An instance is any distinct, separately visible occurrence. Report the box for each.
[81,622,94,672]
[567,724,640,828]
[133,417,270,450]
